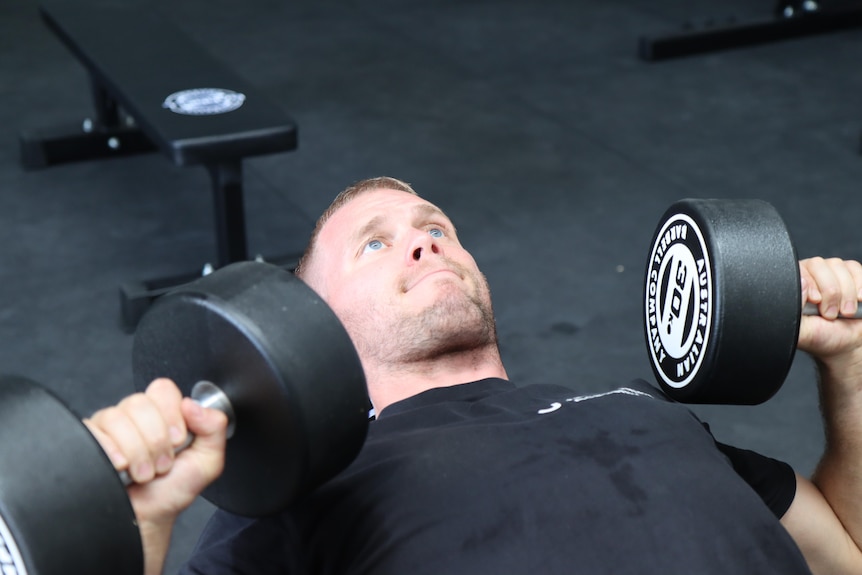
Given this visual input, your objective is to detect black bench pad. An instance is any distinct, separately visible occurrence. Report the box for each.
[40,0,297,166]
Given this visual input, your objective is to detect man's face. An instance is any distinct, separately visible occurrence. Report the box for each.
[304,188,497,365]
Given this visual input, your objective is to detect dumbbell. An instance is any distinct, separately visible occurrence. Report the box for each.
[643,198,861,405]
[0,261,369,575]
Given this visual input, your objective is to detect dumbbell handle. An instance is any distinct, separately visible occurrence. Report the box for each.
[118,381,236,487]
[803,303,862,318]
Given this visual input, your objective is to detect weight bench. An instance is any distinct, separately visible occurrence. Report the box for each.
[19,0,299,330]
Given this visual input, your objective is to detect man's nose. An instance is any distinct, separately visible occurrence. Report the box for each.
[407,231,441,262]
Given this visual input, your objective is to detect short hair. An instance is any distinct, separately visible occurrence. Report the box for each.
[294,177,417,279]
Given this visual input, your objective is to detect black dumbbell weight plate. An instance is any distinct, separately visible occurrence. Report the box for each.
[643,199,801,404]
[0,376,143,575]
[133,261,369,516]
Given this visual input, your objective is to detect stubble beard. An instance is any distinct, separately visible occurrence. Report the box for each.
[344,270,498,367]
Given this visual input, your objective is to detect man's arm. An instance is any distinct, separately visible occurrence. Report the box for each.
[84,378,228,575]
[780,257,862,574]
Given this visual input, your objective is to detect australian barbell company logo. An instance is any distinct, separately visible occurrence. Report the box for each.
[0,513,28,575]
[162,88,246,115]
[644,213,712,389]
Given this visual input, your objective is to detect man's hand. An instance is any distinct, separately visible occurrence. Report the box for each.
[84,378,228,575]
[798,257,862,362]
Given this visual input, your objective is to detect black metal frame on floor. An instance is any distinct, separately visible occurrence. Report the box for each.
[638,1,862,61]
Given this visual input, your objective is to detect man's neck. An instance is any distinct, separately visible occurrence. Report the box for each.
[366,347,508,414]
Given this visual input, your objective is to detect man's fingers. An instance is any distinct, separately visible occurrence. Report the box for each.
[89,401,158,482]
[182,398,229,439]
[85,378,228,493]
[87,379,189,483]
[846,260,862,303]
[125,392,180,479]
[825,258,859,317]
[83,418,128,469]
[801,257,862,319]
[144,378,187,449]
[800,258,822,307]
[825,258,859,319]
[803,257,839,318]
[172,398,228,488]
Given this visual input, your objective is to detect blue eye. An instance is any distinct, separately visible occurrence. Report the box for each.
[363,239,384,254]
[429,228,444,238]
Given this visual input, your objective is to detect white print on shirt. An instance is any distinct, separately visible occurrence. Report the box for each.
[537,387,654,415]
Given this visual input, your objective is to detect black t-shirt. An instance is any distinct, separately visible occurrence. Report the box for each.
[180,379,810,574]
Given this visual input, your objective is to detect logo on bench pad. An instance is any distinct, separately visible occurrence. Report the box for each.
[163,88,246,115]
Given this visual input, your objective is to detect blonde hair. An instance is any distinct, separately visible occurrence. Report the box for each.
[294,177,417,278]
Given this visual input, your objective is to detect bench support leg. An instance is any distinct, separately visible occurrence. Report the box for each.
[18,75,156,169]
[89,76,121,128]
[208,161,248,266]
[119,160,304,332]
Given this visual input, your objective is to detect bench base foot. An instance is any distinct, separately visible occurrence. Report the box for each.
[118,254,301,332]
[20,122,156,170]
[639,4,862,61]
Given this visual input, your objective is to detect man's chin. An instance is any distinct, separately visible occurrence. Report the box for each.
[411,284,476,316]
[419,292,495,341]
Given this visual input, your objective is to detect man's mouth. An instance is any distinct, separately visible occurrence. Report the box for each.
[403,268,462,292]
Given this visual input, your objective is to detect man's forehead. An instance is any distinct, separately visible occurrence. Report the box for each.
[328,189,448,233]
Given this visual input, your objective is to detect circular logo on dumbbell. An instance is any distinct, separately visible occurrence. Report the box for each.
[644,213,713,389]
[0,512,28,575]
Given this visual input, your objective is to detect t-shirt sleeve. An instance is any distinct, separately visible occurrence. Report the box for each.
[179,509,298,575]
[627,379,798,519]
[714,441,797,519]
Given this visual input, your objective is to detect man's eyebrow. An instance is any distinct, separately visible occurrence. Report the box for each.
[350,214,386,247]
[349,204,455,248]
[412,204,455,229]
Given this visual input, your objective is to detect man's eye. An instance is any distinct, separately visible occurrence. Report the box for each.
[363,239,384,254]
[429,228,444,238]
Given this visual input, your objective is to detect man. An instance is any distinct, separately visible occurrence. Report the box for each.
[87,177,862,574]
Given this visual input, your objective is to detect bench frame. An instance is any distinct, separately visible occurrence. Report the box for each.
[638,1,862,61]
[20,1,299,330]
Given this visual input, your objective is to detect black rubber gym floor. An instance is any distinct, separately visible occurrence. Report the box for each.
[3,0,862,571]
